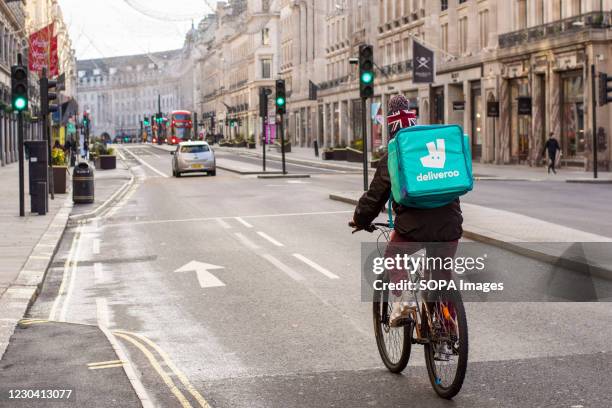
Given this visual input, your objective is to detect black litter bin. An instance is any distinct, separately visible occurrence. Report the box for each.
[73,162,94,204]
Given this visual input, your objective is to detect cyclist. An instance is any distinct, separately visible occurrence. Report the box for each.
[350,95,463,328]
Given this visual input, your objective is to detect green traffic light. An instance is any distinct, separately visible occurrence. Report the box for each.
[361,71,374,84]
[276,97,285,106]
[13,97,27,111]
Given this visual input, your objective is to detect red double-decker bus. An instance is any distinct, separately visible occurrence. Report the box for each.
[168,110,193,145]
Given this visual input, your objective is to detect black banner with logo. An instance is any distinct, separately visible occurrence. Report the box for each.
[412,40,435,84]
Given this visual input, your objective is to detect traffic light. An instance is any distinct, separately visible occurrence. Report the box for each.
[144,116,150,126]
[40,76,58,115]
[359,44,374,99]
[599,72,612,106]
[11,64,28,112]
[259,88,271,118]
[275,79,286,115]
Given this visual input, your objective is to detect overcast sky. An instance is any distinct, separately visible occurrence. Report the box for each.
[58,0,214,61]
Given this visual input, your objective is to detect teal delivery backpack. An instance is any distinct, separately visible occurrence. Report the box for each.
[388,124,473,209]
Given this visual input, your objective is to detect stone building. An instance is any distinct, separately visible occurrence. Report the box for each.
[76,50,189,138]
[0,0,29,166]
[197,0,280,141]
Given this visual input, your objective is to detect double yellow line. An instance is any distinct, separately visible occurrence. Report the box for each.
[113,330,210,408]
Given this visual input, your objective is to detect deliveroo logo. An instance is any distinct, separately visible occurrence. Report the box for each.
[416,138,460,182]
[420,139,446,169]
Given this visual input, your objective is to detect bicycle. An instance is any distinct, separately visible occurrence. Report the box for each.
[350,221,468,399]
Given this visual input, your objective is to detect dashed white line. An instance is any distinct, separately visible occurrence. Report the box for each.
[234,217,253,228]
[256,231,284,247]
[234,232,260,249]
[59,226,85,322]
[261,254,304,281]
[215,218,232,229]
[123,147,169,178]
[293,253,340,280]
[96,297,111,328]
[93,238,101,255]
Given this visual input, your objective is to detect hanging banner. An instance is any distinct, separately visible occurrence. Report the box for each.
[412,40,435,84]
[28,24,59,76]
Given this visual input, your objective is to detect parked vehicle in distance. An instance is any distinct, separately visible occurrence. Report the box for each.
[171,141,216,177]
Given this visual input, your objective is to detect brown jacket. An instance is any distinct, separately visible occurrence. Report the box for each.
[353,153,463,242]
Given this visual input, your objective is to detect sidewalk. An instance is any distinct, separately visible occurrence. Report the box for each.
[218,144,612,182]
[330,191,612,279]
[0,157,134,359]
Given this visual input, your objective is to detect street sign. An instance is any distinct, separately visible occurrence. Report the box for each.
[487,101,500,117]
[517,97,532,115]
[453,101,465,111]
[174,261,225,288]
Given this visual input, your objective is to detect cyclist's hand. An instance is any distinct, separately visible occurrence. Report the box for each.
[348,221,375,234]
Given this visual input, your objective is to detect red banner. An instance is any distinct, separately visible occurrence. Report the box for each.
[28,24,59,77]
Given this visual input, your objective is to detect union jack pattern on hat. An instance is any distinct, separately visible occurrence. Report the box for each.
[387,110,417,133]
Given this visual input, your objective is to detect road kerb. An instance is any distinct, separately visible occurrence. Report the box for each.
[329,192,612,281]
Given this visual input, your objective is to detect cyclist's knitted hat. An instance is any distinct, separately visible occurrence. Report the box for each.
[387,95,411,116]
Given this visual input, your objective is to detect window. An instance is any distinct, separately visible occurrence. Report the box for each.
[517,0,527,29]
[553,0,562,20]
[572,0,582,16]
[262,28,270,45]
[261,58,271,79]
[394,40,401,62]
[441,23,448,52]
[459,17,468,54]
[479,10,489,49]
[403,38,410,60]
[535,0,544,24]
[441,0,448,12]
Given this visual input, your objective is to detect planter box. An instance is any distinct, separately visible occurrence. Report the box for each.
[331,148,347,161]
[346,147,363,163]
[233,141,247,148]
[275,144,292,153]
[248,143,256,149]
[98,155,116,170]
[322,150,334,160]
[52,166,67,194]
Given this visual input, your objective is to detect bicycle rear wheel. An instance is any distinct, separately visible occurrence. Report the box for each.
[373,287,411,373]
[423,289,468,399]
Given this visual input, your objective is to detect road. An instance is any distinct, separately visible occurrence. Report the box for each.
[15,144,612,407]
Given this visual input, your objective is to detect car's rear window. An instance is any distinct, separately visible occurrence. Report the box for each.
[180,145,209,153]
[174,114,190,120]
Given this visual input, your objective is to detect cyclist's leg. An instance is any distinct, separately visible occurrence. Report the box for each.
[384,231,423,297]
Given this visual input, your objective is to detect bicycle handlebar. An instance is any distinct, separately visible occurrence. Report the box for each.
[348,221,391,234]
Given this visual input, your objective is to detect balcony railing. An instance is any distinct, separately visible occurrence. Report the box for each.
[499,11,611,49]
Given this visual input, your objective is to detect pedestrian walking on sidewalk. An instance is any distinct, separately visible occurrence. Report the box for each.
[543,132,561,174]
[83,139,89,160]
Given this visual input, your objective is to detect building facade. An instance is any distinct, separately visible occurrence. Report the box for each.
[76,50,190,138]
[0,0,29,166]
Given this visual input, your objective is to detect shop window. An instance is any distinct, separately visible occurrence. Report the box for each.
[561,73,585,158]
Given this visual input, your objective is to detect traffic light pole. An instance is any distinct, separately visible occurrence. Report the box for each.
[262,116,267,172]
[591,64,598,179]
[17,111,24,216]
[279,114,286,175]
[361,97,368,191]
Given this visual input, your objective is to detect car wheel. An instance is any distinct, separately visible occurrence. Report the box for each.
[176,171,181,177]
[209,170,216,176]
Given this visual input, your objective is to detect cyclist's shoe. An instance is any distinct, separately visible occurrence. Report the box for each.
[434,342,453,362]
[389,296,416,327]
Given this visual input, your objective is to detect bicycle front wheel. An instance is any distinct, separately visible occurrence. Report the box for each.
[373,287,411,373]
[423,289,468,399]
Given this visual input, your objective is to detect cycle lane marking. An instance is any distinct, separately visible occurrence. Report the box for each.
[234,217,253,228]
[293,253,340,280]
[215,217,232,229]
[256,231,284,247]
[123,146,169,178]
[261,254,305,281]
[234,232,260,249]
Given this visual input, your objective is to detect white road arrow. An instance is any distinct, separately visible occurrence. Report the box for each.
[174,261,225,288]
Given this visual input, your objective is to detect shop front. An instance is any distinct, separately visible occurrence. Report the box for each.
[560,70,585,162]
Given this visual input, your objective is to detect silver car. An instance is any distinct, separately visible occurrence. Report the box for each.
[171,141,216,177]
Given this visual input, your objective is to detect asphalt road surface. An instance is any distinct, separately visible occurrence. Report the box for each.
[20,144,612,408]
